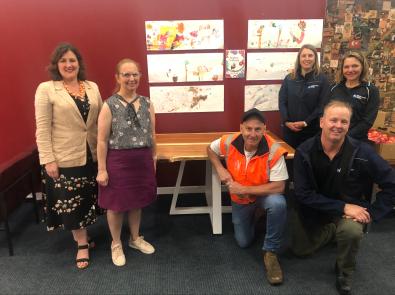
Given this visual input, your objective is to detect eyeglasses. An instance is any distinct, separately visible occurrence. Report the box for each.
[119,72,140,78]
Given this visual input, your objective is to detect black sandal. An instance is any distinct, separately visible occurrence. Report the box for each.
[88,238,96,249]
[76,244,90,270]
[75,238,95,249]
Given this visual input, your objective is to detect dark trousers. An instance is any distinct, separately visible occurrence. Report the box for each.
[282,126,319,149]
[289,208,364,276]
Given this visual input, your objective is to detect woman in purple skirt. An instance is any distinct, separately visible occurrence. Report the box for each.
[96,59,157,266]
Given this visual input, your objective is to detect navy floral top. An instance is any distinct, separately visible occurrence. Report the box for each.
[106,94,153,149]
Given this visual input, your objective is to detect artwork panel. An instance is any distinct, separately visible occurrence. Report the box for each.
[225,50,245,78]
[246,52,298,80]
[246,51,322,81]
[147,53,223,83]
[244,84,282,111]
[150,85,224,113]
[248,19,324,49]
[145,20,224,51]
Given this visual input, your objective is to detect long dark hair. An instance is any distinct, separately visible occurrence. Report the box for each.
[47,42,86,81]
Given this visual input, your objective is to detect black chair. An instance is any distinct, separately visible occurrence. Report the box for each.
[0,148,41,256]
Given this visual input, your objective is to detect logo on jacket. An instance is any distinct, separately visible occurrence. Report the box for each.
[307,84,319,89]
[353,94,368,102]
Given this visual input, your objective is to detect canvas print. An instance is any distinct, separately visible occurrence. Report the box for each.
[248,19,323,49]
[244,84,281,111]
[225,50,245,78]
[246,52,298,80]
[147,53,223,83]
[145,20,224,51]
[247,52,320,80]
[149,85,224,113]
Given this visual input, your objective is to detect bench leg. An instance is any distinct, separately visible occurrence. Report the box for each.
[4,219,14,256]
[169,161,186,215]
[0,195,14,256]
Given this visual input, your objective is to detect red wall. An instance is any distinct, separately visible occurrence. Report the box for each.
[0,0,325,166]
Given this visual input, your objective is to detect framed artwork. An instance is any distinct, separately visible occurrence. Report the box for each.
[244,84,281,111]
[147,53,223,83]
[145,20,224,51]
[248,19,323,49]
[150,85,224,113]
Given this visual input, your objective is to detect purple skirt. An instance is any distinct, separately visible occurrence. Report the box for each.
[99,148,157,212]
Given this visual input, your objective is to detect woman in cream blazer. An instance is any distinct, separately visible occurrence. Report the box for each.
[35,43,102,269]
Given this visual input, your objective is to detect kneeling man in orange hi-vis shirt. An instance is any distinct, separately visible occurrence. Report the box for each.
[207,108,288,285]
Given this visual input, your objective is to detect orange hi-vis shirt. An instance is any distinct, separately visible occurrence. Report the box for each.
[219,133,287,204]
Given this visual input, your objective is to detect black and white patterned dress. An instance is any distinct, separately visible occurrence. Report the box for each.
[42,95,100,231]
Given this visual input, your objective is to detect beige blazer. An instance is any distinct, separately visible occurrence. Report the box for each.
[35,80,103,167]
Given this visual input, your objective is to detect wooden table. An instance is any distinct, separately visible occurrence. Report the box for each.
[156,131,294,234]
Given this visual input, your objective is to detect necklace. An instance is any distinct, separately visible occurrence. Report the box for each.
[63,81,86,99]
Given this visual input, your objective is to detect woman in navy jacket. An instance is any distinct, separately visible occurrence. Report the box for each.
[279,44,329,148]
[328,51,380,141]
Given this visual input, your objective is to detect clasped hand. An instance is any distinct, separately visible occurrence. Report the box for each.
[343,203,371,224]
[217,168,246,196]
[285,121,305,132]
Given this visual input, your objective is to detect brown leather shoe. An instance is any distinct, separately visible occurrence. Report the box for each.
[263,251,283,285]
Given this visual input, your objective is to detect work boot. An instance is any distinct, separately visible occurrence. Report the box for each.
[263,251,283,285]
[335,263,352,295]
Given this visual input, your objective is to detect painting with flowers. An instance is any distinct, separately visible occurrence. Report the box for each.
[225,50,245,78]
[145,20,224,51]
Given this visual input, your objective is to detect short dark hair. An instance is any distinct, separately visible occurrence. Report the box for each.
[241,108,266,123]
[47,43,86,81]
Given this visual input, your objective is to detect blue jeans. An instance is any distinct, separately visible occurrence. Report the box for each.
[231,194,287,253]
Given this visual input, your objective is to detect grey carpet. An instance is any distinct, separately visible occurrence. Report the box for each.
[1,195,394,294]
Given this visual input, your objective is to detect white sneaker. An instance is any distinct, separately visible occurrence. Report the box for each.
[129,236,155,254]
[111,243,126,266]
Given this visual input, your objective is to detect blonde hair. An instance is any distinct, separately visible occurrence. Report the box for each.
[335,51,370,84]
[323,100,353,117]
[291,44,320,79]
[113,58,141,93]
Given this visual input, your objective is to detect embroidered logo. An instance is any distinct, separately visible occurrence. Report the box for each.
[353,94,368,101]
